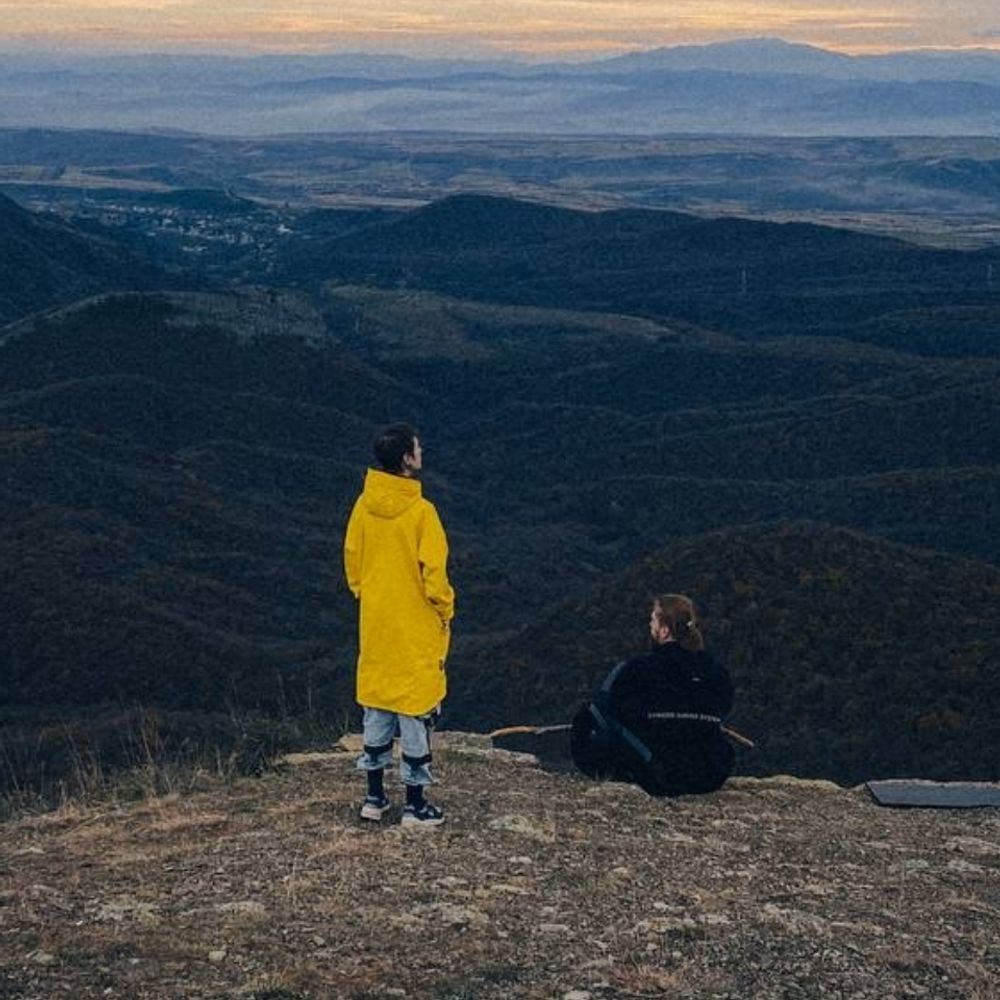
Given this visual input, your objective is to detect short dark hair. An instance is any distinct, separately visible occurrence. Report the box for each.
[374,423,417,473]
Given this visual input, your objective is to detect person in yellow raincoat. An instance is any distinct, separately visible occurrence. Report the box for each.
[344,423,455,827]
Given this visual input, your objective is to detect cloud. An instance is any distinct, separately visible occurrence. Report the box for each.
[0,1,996,56]
[0,1,185,8]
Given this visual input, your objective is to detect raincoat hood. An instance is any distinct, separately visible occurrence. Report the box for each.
[361,467,422,519]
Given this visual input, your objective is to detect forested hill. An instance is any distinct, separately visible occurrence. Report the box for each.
[1,191,999,793]
[0,192,160,326]
[453,521,1000,785]
[287,194,1000,356]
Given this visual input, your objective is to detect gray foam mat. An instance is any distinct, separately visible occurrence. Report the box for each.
[866,780,1000,809]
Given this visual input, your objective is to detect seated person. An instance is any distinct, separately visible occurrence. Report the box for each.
[570,593,734,797]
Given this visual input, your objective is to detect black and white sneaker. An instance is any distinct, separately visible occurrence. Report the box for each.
[400,801,445,828]
[360,793,391,821]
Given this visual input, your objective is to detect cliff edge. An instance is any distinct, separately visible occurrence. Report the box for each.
[1,733,997,999]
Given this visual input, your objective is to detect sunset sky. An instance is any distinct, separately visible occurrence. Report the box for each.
[1,1,998,58]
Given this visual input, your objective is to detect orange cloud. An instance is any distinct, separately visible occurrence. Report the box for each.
[0,1,993,55]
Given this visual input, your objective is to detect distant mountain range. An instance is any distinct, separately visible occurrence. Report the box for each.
[590,38,1000,83]
[2,38,999,135]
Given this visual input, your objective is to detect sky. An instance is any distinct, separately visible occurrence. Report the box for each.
[1,1,998,59]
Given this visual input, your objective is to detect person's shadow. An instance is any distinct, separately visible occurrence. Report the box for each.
[490,725,576,773]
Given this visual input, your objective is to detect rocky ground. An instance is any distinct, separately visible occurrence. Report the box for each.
[1,733,998,999]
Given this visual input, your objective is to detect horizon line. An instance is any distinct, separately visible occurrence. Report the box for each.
[2,35,1000,63]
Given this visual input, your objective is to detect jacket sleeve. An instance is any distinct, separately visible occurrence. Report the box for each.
[343,497,364,599]
[418,503,455,622]
[607,658,644,727]
[713,659,735,718]
[698,652,734,717]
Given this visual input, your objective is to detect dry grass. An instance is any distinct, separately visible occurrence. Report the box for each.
[1,734,998,999]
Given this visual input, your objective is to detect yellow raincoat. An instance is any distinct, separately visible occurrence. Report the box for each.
[344,468,455,716]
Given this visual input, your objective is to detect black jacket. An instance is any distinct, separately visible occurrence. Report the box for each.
[571,643,735,797]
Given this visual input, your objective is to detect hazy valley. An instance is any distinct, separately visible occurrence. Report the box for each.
[3,129,1000,250]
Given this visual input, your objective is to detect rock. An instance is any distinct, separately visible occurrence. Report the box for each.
[946,859,984,874]
[563,991,592,999]
[412,902,489,928]
[895,858,932,873]
[27,884,60,898]
[729,775,845,794]
[274,751,344,766]
[489,883,532,896]
[538,923,572,934]
[633,917,687,935]
[30,951,56,966]
[583,782,647,799]
[944,836,1000,857]
[215,901,267,917]
[208,950,227,964]
[659,831,698,845]
[448,745,539,766]
[488,814,552,842]
[93,899,159,923]
[335,734,365,753]
[761,904,830,936]
[433,875,469,889]
[436,732,494,752]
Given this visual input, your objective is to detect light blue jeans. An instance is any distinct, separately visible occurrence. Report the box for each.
[356,706,437,786]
